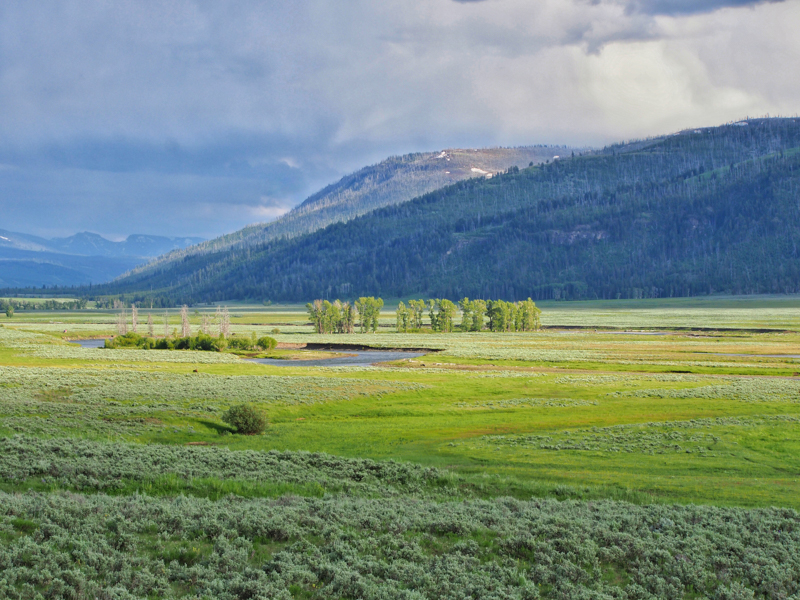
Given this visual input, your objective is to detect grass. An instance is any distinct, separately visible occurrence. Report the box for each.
[2,296,800,508]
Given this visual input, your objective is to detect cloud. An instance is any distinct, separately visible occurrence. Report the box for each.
[0,0,798,239]
[622,0,784,16]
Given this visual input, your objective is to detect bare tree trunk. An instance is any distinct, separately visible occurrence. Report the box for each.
[201,314,209,334]
[147,314,154,337]
[117,307,128,335]
[220,306,230,339]
[131,304,138,333]
[163,311,170,338]
[215,306,222,336]
[180,305,191,337]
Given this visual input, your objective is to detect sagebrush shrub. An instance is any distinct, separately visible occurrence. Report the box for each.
[222,404,267,435]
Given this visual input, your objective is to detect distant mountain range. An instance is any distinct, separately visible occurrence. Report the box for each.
[95,118,800,303]
[0,231,204,287]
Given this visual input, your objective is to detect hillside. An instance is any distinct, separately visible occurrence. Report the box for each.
[125,145,578,277]
[99,118,800,303]
[0,231,204,287]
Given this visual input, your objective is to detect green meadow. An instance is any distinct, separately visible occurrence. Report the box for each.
[3,296,800,599]
[2,296,800,508]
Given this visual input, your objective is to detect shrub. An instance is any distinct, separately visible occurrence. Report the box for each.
[105,332,153,349]
[257,336,277,351]
[226,336,253,350]
[222,404,267,435]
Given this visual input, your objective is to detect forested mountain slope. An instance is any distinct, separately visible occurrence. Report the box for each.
[126,146,576,277]
[102,118,800,303]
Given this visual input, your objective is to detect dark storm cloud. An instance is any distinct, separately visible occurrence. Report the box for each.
[0,0,797,239]
[624,0,784,16]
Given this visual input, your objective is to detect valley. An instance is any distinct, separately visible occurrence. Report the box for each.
[1,298,799,597]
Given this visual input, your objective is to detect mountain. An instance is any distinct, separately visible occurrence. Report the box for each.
[0,232,204,287]
[76,118,800,302]
[0,250,143,288]
[124,145,581,277]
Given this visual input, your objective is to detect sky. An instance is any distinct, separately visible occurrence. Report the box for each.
[1,0,798,240]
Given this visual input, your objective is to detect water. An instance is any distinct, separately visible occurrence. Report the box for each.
[714,353,800,359]
[604,331,671,335]
[246,350,426,368]
[72,339,107,349]
[70,340,427,366]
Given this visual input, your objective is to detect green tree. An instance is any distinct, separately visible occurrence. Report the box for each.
[331,300,344,333]
[342,302,356,333]
[458,298,486,332]
[322,300,335,334]
[408,300,425,329]
[487,300,515,332]
[306,300,324,333]
[355,297,384,333]
[437,299,458,333]
[459,298,473,331]
[518,298,542,331]
[5,305,13,318]
[471,299,487,331]
[370,297,384,332]
[396,301,410,333]
[427,299,439,331]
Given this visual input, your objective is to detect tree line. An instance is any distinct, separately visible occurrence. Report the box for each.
[1,298,88,315]
[305,296,541,333]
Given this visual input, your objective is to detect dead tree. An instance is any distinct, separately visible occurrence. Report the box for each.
[180,305,191,338]
[163,311,170,338]
[220,306,231,339]
[117,307,128,335]
[131,304,138,333]
[147,314,154,337]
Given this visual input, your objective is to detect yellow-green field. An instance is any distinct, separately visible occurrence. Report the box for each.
[2,297,800,508]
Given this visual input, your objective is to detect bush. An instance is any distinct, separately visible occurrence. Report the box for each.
[222,404,267,435]
[226,336,253,350]
[106,332,152,349]
[257,336,277,351]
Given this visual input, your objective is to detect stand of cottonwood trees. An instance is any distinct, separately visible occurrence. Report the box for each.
[306,297,383,333]
[306,296,541,333]
[397,298,541,333]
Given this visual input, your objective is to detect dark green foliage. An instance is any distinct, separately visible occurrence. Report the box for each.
[98,118,800,302]
[222,404,267,435]
[0,298,86,312]
[105,332,227,351]
[104,332,275,352]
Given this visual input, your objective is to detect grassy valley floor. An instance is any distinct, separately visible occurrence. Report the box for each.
[1,296,799,598]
